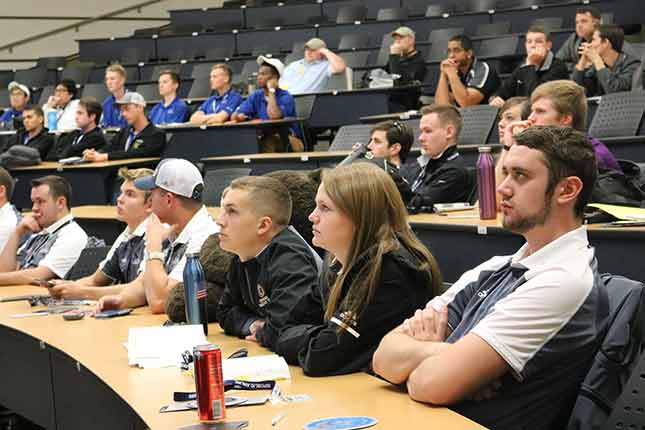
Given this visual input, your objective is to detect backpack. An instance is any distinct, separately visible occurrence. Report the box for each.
[0,145,41,168]
[590,160,645,208]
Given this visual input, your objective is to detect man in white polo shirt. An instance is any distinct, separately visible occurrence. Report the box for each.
[0,175,88,285]
[374,126,606,430]
[0,168,19,253]
[280,38,347,94]
[48,167,154,300]
[97,158,219,314]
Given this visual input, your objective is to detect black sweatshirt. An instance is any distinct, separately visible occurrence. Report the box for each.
[46,127,107,161]
[104,122,166,160]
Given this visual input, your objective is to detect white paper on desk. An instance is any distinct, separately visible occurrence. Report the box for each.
[127,325,207,369]
[222,354,291,381]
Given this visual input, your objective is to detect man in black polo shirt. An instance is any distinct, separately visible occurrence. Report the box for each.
[83,92,165,162]
[435,35,500,107]
[2,105,53,158]
[405,104,469,212]
[385,26,427,111]
[46,97,107,161]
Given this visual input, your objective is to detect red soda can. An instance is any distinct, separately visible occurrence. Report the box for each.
[193,344,226,422]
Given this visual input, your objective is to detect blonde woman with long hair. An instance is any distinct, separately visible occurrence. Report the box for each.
[276,162,442,376]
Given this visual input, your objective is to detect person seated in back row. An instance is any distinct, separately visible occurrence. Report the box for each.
[0,175,87,285]
[0,168,19,253]
[149,70,188,125]
[403,104,470,212]
[46,97,107,161]
[0,81,30,129]
[275,162,441,376]
[83,92,166,162]
[385,26,427,111]
[2,105,53,159]
[435,35,500,107]
[280,38,347,95]
[373,126,605,430]
[190,63,243,126]
[217,176,321,350]
[48,168,153,300]
[231,56,304,153]
[43,79,80,132]
[101,64,129,129]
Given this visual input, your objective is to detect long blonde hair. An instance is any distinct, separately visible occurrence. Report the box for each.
[321,163,442,322]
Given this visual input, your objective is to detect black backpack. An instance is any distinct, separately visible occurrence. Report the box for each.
[590,160,645,207]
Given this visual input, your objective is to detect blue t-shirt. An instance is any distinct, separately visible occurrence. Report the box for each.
[0,108,23,124]
[197,88,243,116]
[149,97,188,125]
[101,94,128,128]
[235,88,300,137]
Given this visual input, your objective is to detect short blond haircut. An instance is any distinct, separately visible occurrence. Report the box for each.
[105,63,127,79]
[118,167,154,201]
[420,104,463,137]
[530,80,587,132]
[225,176,292,228]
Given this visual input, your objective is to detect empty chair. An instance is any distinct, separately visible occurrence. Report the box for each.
[588,92,645,138]
[339,51,370,69]
[531,17,563,31]
[203,168,252,206]
[496,0,535,9]
[253,16,285,30]
[426,3,453,17]
[477,35,519,57]
[338,33,370,51]
[145,65,182,82]
[460,0,496,13]
[65,247,110,280]
[336,5,368,24]
[205,47,235,60]
[428,27,464,44]
[374,34,394,67]
[186,78,213,100]
[135,83,159,102]
[329,124,372,151]
[36,57,66,70]
[376,7,409,22]
[322,73,350,92]
[0,71,13,90]
[252,46,278,57]
[37,85,54,106]
[291,41,307,54]
[476,21,511,36]
[240,60,259,83]
[191,63,215,79]
[61,64,93,85]
[122,47,146,64]
[169,23,203,35]
[459,105,500,146]
[295,94,315,119]
[81,83,111,101]
[427,43,448,62]
[14,67,48,89]
[0,89,9,107]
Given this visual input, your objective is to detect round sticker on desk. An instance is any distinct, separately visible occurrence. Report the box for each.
[304,416,378,430]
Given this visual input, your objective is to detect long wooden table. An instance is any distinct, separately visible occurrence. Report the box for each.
[9,158,160,210]
[0,285,484,430]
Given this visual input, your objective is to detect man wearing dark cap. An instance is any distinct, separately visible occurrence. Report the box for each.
[280,38,347,94]
[385,26,427,111]
[83,92,165,162]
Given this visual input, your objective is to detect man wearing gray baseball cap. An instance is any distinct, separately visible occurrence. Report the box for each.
[83,92,166,162]
[280,38,347,94]
[385,26,427,111]
[97,158,219,314]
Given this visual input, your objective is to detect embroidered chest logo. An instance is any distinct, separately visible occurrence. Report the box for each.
[478,289,489,298]
[257,284,270,307]
[132,139,144,149]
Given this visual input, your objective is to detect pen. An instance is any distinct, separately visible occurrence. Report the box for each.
[272,411,287,427]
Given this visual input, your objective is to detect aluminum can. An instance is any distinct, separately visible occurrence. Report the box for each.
[193,344,225,421]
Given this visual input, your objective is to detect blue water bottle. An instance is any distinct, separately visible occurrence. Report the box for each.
[47,111,58,132]
[183,253,209,335]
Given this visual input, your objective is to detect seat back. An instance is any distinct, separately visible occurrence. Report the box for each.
[376,7,409,21]
[336,5,368,24]
[330,124,372,151]
[202,168,252,206]
[588,92,645,138]
[338,33,370,51]
[81,83,111,101]
[459,105,500,146]
[65,246,110,280]
[476,21,512,37]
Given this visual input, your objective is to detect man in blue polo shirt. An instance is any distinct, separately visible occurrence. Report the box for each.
[280,38,346,95]
[190,63,242,125]
[231,56,303,152]
[0,81,30,129]
[374,126,606,430]
[101,64,128,129]
[149,70,188,125]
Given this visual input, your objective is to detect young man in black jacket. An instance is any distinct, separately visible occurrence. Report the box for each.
[83,92,165,162]
[490,26,569,107]
[46,98,107,161]
[216,176,321,350]
[2,105,53,158]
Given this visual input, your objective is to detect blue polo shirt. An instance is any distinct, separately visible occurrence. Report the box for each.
[149,97,188,125]
[197,88,243,116]
[0,108,23,124]
[101,93,128,128]
[280,59,331,94]
[235,88,300,137]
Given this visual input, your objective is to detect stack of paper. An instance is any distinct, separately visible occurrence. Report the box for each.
[223,354,291,381]
[126,325,208,368]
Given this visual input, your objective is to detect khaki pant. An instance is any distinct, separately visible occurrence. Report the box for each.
[258,133,304,153]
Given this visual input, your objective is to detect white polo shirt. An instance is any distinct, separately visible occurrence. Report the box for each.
[43,99,80,132]
[0,202,19,253]
[16,213,88,278]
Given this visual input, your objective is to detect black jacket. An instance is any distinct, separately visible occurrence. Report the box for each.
[275,241,434,376]
[3,128,54,159]
[386,50,427,111]
[408,145,470,211]
[494,51,569,100]
[217,227,320,350]
[104,122,166,160]
[46,127,107,161]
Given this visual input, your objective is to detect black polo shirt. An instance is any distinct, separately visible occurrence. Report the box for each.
[457,58,500,103]
[105,121,166,160]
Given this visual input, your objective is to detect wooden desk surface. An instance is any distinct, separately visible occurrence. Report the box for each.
[9,158,160,171]
[159,117,304,131]
[0,285,484,430]
[202,150,352,162]
[71,205,220,220]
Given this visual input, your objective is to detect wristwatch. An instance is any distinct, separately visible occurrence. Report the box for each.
[148,251,164,262]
